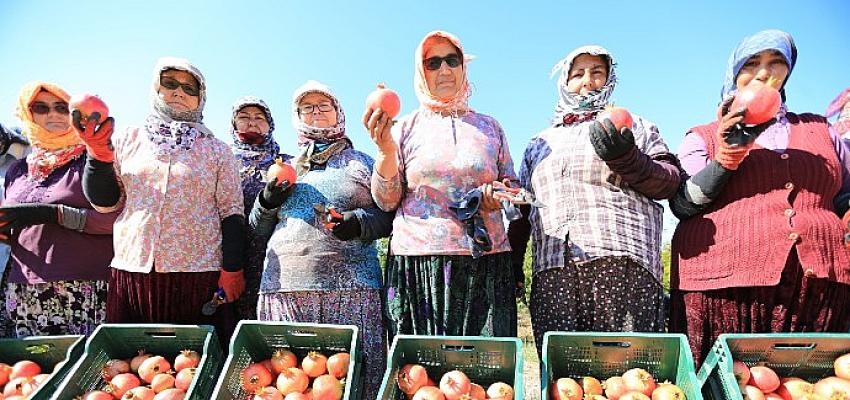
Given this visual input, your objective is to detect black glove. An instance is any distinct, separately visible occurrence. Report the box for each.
[589,119,636,161]
[0,204,59,239]
[258,178,292,209]
[0,123,27,156]
[723,118,776,146]
[718,97,777,146]
[331,211,362,241]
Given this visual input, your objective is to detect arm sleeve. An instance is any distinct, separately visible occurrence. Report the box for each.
[82,156,124,210]
[220,214,246,272]
[605,148,682,199]
[352,206,394,241]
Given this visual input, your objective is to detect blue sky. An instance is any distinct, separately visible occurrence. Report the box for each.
[2,0,848,241]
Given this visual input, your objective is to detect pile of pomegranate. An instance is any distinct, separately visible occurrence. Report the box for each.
[238,349,350,400]
[72,349,202,400]
[395,364,515,400]
[732,352,850,400]
[550,368,686,400]
[0,359,56,399]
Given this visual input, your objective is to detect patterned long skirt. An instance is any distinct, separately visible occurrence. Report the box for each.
[257,289,385,400]
[2,278,107,338]
[384,252,517,339]
[106,268,237,352]
[669,249,850,368]
[530,256,666,358]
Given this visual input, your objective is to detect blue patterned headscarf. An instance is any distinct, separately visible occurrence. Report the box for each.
[721,29,797,102]
[550,45,618,125]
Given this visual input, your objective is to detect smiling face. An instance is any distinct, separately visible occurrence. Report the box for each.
[158,69,201,112]
[298,92,338,128]
[735,49,789,91]
[423,39,464,100]
[566,53,609,95]
[30,90,70,133]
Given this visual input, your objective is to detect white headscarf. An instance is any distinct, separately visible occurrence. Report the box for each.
[414,30,474,114]
[550,45,618,125]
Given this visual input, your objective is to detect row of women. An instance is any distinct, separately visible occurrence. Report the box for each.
[1,28,850,396]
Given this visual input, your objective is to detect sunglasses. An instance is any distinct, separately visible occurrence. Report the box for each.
[29,102,69,115]
[423,54,462,71]
[160,76,200,96]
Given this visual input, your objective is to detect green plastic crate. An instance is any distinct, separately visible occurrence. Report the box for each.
[542,332,701,400]
[51,324,223,400]
[377,335,524,400]
[0,335,84,400]
[210,321,361,400]
[699,333,850,400]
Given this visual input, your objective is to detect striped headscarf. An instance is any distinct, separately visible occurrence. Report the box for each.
[721,29,797,102]
[550,45,618,125]
[414,30,473,114]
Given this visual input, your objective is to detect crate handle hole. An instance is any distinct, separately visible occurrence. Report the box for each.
[290,330,318,337]
[592,341,632,348]
[441,345,475,352]
[145,331,177,337]
[772,343,816,350]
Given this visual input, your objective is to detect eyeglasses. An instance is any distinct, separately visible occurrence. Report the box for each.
[160,76,200,96]
[298,103,334,115]
[423,54,462,71]
[29,102,69,115]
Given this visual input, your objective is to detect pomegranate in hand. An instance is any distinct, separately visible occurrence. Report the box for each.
[366,83,401,119]
[69,93,109,124]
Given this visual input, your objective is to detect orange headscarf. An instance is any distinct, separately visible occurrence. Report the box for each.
[414,31,473,114]
[15,81,81,150]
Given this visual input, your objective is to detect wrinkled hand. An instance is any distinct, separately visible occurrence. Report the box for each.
[72,110,116,163]
[259,178,292,209]
[479,181,505,211]
[589,119,636,161]
[218,269,245,302]
[362,107,396,154]
[0,204,58,240]
[331,211,362,241]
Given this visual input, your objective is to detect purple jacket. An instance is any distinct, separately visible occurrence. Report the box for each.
[3,156,120,284]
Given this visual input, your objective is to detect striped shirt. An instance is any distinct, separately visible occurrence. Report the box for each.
[519,116,674,282]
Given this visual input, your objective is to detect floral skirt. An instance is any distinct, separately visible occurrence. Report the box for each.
[669,249,850,368]
[258,289,385,400]
[384,252,517,339]
[2,278,107,338]
[530,256,666,358]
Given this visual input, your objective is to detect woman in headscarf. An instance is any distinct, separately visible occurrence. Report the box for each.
[229,96,288,321]
[75,57,246,345]
[826,87,850,137]
[251,80,391,399]
[0,81,120,337]
[669,29,850,366]
[363,31,520,339]
[506,45,679,357]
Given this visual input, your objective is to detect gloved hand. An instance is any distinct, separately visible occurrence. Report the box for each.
[218,269,245,302]
[717,96,776,147]
[842,211,850,248]
[331,211,362,241]
[0,204,58,240]
[589,118,636,161]
[714,98,758,170]
[72,110,115,163]
[259,178,292,209]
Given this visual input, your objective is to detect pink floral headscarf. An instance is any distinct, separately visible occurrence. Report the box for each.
[414,31,473,114]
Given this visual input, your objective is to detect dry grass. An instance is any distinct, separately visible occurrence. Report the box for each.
[518,301,541,400]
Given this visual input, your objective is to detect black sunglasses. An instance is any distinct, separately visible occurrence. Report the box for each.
[423,54,462,71]
[160,76,200,97]
[29,102,69,115]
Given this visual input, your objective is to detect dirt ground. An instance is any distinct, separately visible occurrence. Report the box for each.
[517,302,541,400]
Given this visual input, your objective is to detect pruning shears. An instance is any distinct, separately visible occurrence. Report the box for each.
[200,287,226,316]
[494,187,547,208]
[313,203,344,229]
